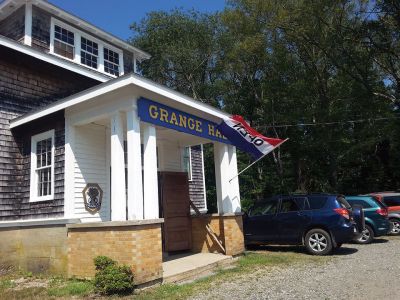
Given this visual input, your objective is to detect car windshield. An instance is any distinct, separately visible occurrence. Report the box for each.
[249,201,278,216]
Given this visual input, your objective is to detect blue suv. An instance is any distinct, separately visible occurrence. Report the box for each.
[243,194,362,255]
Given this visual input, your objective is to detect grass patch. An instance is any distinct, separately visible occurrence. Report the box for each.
[136,250,329,300]
[47,278,93,297]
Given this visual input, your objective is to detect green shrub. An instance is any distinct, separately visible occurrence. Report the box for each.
[93,256,134,295]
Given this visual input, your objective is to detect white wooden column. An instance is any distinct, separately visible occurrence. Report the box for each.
[126,105,143,220]
[143,124,159,219]
[214,142,230,214]
[228,145,241,212]
[24,2,32,46]
[111,112,127,221]
[64,120,75,218]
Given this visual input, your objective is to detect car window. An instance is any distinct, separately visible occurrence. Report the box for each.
[383,196,400,207]
[249,201,278,216]
[294,197,307,210]
[305,196,327,210]
[347,199,372,208]
[280,198,300,213]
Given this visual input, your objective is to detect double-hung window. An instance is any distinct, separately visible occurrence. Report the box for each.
[81,37,98,69]
[53,25,75,59]
[104,47,120,76]
[30,130,55,202]
[50,18,124,77]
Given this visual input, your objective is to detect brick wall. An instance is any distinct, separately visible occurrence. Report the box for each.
[0,224,68,274]
[0,6,25,42]
[0,45,99,220]
[191,214,244,256]
[67,221,163,285]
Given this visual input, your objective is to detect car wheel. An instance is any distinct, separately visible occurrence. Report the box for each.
[305,229,333,255]
[354,224,374,244]
[389,219,400,235]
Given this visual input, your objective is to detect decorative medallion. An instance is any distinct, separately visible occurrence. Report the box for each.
[82,183,103,213]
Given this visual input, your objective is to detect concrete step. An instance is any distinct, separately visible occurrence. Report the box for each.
[162,253,234,284]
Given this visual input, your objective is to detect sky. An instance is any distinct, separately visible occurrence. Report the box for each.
[48,0,226,41]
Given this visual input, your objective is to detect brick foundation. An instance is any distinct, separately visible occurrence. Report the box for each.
[0,220,78,275]
[67,219,163,285]
[191,213,244,256]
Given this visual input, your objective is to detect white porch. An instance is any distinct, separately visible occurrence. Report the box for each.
[61,76,241,222]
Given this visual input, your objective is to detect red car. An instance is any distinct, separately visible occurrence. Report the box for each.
[369,192,400,235]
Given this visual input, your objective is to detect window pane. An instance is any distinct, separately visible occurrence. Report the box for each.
[383,196,400,207]
[103,47,120,76]
[280,199,300,212]
[54,40,74,59]
[81,37,98,68]
[250,201,278,216]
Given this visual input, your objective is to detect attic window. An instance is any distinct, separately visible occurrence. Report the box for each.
[50,18,124,77]
[104,48,120,76]
[81,37,98,69]
[54,25,74,59]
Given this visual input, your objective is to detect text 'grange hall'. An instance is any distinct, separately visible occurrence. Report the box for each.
[0,0,244,285]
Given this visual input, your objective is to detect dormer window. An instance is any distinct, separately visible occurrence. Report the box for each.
[104,48,120,76]
[54,25,74,60]
[50,18,123,77]
[81,37,98,69]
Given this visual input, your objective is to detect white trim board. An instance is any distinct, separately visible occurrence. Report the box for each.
[10,73,232,129]
[0,35,110,82]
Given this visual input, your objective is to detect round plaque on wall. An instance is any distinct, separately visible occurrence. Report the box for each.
[82,183,103,213]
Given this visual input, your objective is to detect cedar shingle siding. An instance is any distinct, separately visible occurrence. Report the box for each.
[189,145,206,210]
[0,6,25,42]
[0,45,99,220]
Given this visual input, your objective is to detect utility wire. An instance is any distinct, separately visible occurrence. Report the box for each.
[258,115,400,129]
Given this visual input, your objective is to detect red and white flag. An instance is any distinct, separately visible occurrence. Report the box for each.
[218,115,286,160]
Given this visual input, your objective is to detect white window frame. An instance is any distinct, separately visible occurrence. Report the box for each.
[183,146,193,181]
[30,130,55,202]
[50,17,124,77]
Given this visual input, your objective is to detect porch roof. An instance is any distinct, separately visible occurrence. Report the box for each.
[9,72,231,129]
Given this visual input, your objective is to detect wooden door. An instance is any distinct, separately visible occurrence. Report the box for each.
[160,171,192,252]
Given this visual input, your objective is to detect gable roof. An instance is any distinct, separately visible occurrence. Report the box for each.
[10,73,231,128]
[0,0,150,60]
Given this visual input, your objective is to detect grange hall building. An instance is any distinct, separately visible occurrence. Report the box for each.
[0,0,244,285]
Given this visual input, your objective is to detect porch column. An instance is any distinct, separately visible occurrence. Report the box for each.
[143,124,159,219]
[214,142,230,214]
[111,112,127,221]
[126,105,143,220]
[228,145,241,212]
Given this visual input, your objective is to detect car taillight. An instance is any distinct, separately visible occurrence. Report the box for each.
[334,208,350,220]
[376,208,388,217]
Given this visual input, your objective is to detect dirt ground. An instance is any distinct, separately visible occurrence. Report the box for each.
[191,236,400,300]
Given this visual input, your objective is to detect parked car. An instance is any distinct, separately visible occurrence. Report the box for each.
[346,196,390,244]
[369,192,400,235]
[243,194,362,255]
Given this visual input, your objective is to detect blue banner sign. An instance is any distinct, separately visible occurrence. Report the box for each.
[137,97,230,144]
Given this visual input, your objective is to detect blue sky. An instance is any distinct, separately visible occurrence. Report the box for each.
[49,0,226,41]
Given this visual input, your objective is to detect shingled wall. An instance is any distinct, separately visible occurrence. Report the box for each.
[0,45,99,220]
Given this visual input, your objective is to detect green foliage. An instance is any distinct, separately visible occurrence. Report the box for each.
[93,256,134,295]
[130,1,400,209]
[47,279,93,297]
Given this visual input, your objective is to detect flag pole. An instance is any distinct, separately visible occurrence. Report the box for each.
[229,138,289,183]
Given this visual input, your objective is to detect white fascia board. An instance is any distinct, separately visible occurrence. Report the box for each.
[130,75,231,120]
[10,74,231,128]
[0,35,110,82]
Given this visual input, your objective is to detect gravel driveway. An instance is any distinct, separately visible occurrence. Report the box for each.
[191,236,400,300]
